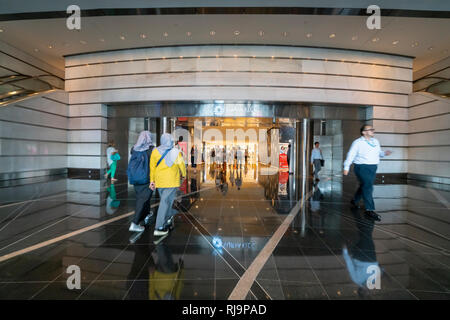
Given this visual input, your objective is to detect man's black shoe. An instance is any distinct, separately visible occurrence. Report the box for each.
[364,210,381,221]
[350,200,360,208]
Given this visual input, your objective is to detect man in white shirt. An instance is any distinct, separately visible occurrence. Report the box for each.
[343,125,392,221]
[311,142,323,180]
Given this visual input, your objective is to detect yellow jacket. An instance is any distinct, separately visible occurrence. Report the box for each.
[150,148,186,188]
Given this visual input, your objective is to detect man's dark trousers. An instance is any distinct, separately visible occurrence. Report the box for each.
[353,164,377,211]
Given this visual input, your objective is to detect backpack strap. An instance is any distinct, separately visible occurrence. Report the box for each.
[156,148,171,167]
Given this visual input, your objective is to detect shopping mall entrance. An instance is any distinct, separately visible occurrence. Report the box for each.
[106,101,366,216]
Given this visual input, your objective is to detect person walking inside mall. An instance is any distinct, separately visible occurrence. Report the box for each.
[311,142,323,181]
[127,131,155,232]
[105,141,119,182]
[343,124,392,221]
[150,133,186,241]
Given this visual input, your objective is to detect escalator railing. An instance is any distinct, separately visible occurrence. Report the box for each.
[0,74,64,106]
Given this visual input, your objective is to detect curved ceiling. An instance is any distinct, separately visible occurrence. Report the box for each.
[0,2,449,74]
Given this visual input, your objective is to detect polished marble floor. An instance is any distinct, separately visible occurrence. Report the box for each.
[0,163,449,300]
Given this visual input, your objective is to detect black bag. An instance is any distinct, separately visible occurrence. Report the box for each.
[320,159,325,166]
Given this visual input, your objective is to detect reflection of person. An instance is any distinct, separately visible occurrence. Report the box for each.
[343,209,379,298]
[126,244,154,299]
[129,131,154,232]
[229,166,235,187]
[106,184,120,215]
[150,134,186,240]
[149,243,184,300]
[309,183,323,212]
[343,125,392,221]
[311,142,323,181]
[235,168,242,190]
[105,142,119,182]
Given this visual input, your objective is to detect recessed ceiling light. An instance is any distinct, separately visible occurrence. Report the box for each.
[329,33,336,38]
[120,35,125,40]
[428,46,434,51]
[234,30,240,36]
[186,31,192,36]
[163,32,168,37]
[258,30,264,37]
[210,30,216,36]
[282,31,288,37]
[392,40,399,45]
[306,33,312,38]
[372,37,379,42]
[0,28,3,32]
[411,41,419,47]
[351,35,358,41]
[48,45,53,49]
[140,34,146,39]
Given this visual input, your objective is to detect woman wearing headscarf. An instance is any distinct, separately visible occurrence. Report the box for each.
[128,131,154,232]
[150,133,186,240]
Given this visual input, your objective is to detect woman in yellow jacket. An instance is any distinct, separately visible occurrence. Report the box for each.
[150,133,186,239]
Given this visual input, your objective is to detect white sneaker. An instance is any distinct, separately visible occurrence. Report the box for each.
[153,228,169,236]
[129,222,145,232]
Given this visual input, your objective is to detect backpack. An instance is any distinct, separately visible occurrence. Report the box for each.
[127,146,154,185]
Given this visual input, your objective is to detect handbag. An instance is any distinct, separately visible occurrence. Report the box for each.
[319,149,324,166]
[111,153,121,161]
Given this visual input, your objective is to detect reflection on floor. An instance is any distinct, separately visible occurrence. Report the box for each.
[0,163,449,300]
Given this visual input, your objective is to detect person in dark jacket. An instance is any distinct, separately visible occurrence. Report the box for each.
[129,131,154,232]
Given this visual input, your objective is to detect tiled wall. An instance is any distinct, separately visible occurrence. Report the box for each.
[407,93,450,181]
[0,91,69,180]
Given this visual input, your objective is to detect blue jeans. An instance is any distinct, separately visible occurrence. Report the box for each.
[353,164,377,211]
